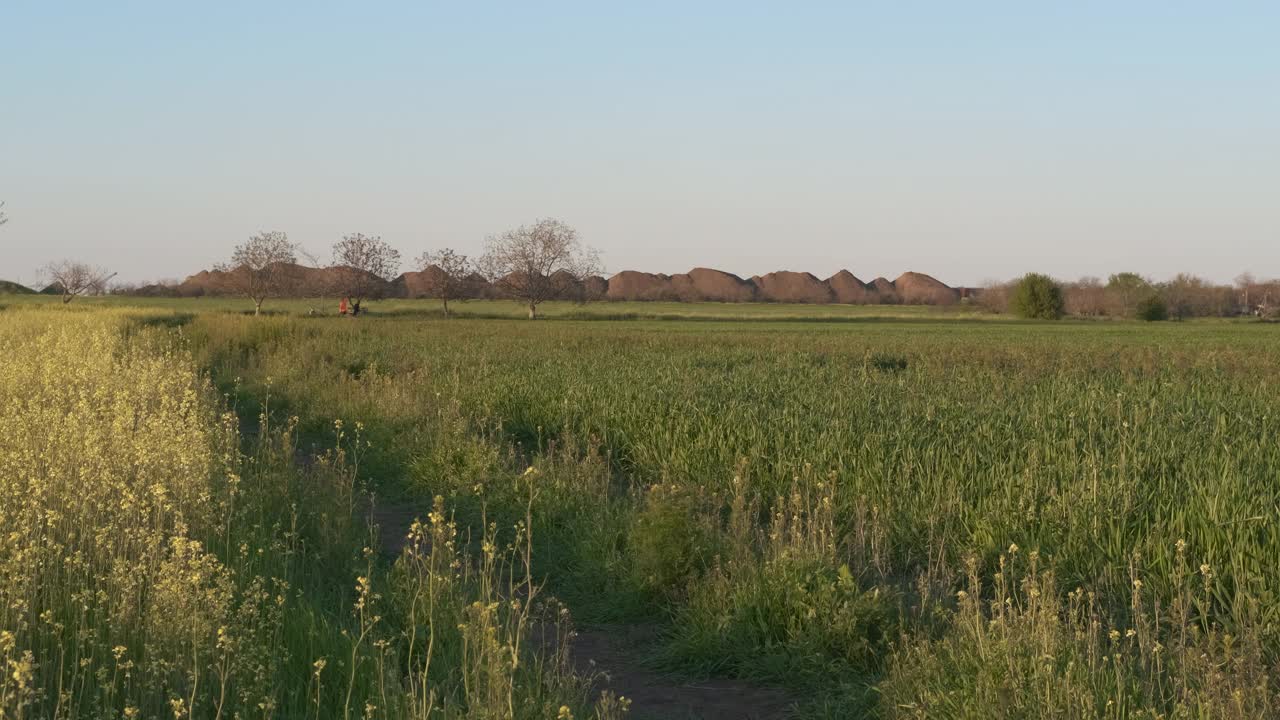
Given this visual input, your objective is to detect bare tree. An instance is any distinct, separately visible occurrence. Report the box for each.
[1161,273,1231,319]
[974,278,1012,314]
[42,260,115,304]
[331,234,401,305]
[414,248,473,317]
[1065,276,1107,317]
[1235,272,1259,311]
[218,231,299,315]
[480,218,602,319]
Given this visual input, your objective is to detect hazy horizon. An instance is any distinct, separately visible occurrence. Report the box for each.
[3,2,1277,288]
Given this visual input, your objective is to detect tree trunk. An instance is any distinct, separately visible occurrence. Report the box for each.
[254,300,262,316]
[443,297,450,318]
[528,302,537,320]
[62,293,72,304]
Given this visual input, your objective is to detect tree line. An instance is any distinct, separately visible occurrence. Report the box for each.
[985,272,1280,321]
[32,218,603,318]
[5,200,1274,320]
[208,217,602,318]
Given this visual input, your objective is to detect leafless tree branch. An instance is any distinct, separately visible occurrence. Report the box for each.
[42,260,114,304]
[217,231,300,314]
[415,247,474,317]
[479,218,602,319]
[331,234,401,304]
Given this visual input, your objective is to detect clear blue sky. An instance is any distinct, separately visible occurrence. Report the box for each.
[2,1,1277,287]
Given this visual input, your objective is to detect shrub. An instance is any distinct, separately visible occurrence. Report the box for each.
[628,485,718,598]
[671,557,895,685]
[1010,273,1065,319]
[661,473,896,694]
[1136,293,1168,321]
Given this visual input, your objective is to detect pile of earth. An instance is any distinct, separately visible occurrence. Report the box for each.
[169,263,962,306]
[0,280,35,295]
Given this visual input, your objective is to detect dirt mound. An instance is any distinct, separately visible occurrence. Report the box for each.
[394,266,447,298]
[179,263,392,298]
[394,265,489,299]
[549,269,591,301]
[172,260,959,307]
[868,277,899,303]
[752,271,833,304]
[0,280,35,295]
[132,283,182,298]
[606,271,674,301]
[670,267,757,302]
[176,269,233,296]
[583,275,609,300]
[893,271,959,305]
[826,270,873,304]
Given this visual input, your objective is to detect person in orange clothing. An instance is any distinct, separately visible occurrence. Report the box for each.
[339,297,349,315]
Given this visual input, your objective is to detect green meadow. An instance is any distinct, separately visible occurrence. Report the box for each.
[1,295,1276,718]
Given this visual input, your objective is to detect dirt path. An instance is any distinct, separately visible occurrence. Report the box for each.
[371,504,797,720]
[570,624,796,720]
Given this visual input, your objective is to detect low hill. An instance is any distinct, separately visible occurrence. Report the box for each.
[0,280,35,295]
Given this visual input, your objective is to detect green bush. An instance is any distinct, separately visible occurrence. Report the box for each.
[669,557,895,685]
[628,485,718,598]
[1010,273,1065,319]
[1136,293,1168,321]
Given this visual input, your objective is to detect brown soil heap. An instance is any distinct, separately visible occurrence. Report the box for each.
[670,267,757,302]
[178,262,963,306]
[605,271,674,300]
[395,265,447,298]
[582,275,609,300]
[825,270,874,304]
[866,277,898,303]
[893,271,960,305]
[751,271,835,304]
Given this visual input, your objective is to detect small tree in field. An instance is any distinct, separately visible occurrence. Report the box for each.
[415,248,473,317]
[1106,272,1153,317]
[1136,293,1168,321]
[1010,273,1065,320]
[331,234,401,305]
[480,218,601,319]
[221,231,299,315]
[42,260,115,304]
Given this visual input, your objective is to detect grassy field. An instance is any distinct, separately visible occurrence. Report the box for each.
[0,294,996,322]
[1,296,1277,718]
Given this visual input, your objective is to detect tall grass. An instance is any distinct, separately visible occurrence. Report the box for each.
[174,311,1280,716]
[6,298,1277,717]
[0,307,621,719]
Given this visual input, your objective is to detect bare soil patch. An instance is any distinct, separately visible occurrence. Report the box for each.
[571,624,797,720]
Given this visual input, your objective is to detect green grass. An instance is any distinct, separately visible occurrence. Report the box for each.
[5,296,1278,718]
[13,293,998,321]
